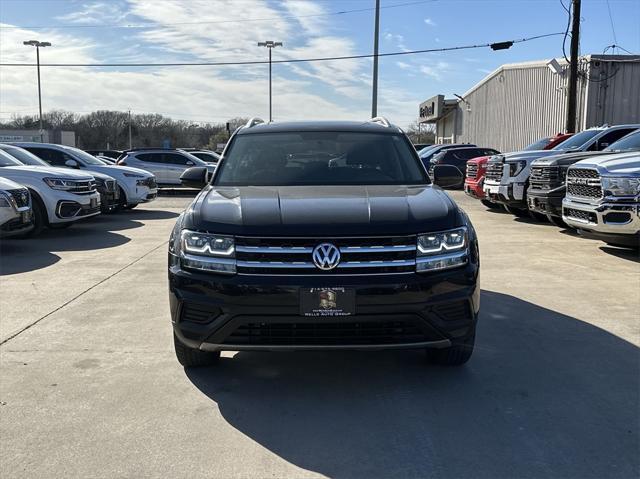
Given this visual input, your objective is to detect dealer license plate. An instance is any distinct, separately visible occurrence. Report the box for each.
[300,288,355,317]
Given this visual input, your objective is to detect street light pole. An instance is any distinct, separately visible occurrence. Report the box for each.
[371,0,381,118]
[258,41,282,122]
[23,40,51,142]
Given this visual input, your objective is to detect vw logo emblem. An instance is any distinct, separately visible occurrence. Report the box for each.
[312,243,341,271]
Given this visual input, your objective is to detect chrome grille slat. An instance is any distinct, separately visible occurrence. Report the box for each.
[566,168,602,199]
[235,235,417,275]
[466,163,478,179]
[485,162,504,181]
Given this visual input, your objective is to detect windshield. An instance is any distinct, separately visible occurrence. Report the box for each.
[67,147,109,165]
[215,132,428,186]
[0,145,50,166]
[0,149,24,167]
[418,146,436,157]
[552,130,600,151]
[523,137,551,151]
[605,131,640,152]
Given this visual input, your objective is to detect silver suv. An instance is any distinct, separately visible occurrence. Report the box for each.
[118,149,214,185]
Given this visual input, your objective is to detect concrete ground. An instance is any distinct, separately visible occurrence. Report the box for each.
[1,191,638,479]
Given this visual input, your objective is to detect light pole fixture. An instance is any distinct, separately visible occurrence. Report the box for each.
[257,41,282,122]
[23,40,52,142]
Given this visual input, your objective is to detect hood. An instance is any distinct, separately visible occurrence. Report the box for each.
[0,165,95,180]
[531,151,612,167]
[572,151,640,176]
[184,185,460,236]
[85,164,153,178]
[0,176,25,190]
[500,150,559,162]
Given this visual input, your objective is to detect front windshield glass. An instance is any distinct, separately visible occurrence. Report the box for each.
[215,132,428,186]
[418,146,436,156]
[0,145,50,166]
[552,130,600,151]
[605,131,640,151]
[523,137,551,151]
[0,149,23,167]
[67,147,110,165]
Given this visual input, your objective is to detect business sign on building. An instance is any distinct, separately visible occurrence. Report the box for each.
[419,95,444,122]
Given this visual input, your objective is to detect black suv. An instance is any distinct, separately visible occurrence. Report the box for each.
[168,118,480,368]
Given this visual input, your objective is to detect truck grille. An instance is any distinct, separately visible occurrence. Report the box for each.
[566,168,601,199]
[530,165,564,190]
[466,163,478,179]
[564,207,597,224]
[7,188,30,208]
[485,162,504,181]
[235,235,417,275]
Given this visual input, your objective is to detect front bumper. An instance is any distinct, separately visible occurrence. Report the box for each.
[46,191,101,224]
[97,188,119,213]
[527,187,565,218]
[562,197,640,243]
[464,178,485,199]
[483,180,528,208]
[128,184,158,205]
[169,263,480,352]
[0,210,33,238]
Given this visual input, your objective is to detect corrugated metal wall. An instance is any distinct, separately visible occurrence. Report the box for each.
[454,63,588,152]
[584,58,640,127]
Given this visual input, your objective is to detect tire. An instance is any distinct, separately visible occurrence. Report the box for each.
[546,214,567,227]
[115,187,128,211]
[480,199,500,209]
[124,203,138,210]
[174,333,220,368]
[503,205,528,217]
[427,330,476,366]
[22,191,47,237]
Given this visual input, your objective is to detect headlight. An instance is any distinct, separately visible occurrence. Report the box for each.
[416,227,468,272]
[124,173,145,178]
[178,229,236,274]
[601,177,640,197]
[0,192,11,208]
[508,161,527,177]
[43,177,79,190]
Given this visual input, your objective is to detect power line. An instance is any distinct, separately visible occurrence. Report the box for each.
[0,32,565,68]
[0,0,433,30]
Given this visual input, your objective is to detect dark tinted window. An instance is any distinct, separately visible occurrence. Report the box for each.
[24,147,72,166]
[215,132,428,186]
[136,153,161,163]
[164,153,192,165]
[595,128,637,150]
[605,130,640,151]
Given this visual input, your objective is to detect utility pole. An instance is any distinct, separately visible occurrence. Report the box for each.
[258,41,283,122]
[371,0,381,117]
[565,0,581,133]
[128,109,132,149]
[23,40,51,142]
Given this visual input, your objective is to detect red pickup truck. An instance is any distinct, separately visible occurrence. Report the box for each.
[464,133,573,207]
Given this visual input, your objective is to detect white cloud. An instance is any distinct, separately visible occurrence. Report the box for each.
[396,61,411,70]
[55,2,130,25]
[424,18,437,27]
[419,61,451,81]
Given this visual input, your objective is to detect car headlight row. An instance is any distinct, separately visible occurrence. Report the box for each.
[601,177,640,197]
[416,227,468,272]
[173,227,469,275]
[0,192,12,208]
[43,177,82,190]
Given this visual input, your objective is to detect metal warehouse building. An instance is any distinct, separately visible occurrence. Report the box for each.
[418,54,640,152]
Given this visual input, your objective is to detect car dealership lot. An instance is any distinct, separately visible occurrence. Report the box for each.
[1,192,638,478]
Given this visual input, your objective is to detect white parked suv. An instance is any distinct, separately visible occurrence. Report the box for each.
[117,148,215,185]
[13,143,158,210]
[0,149,101,235]
[0,176,33,238]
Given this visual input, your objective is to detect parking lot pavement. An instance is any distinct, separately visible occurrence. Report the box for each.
[1,191,638,478]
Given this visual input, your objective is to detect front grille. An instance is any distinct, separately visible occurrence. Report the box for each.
[69,180,97,195]
[142,177,157,189]
[466,163,478,179]
[7,188,30,208]
[566,168,601,199]
[235,236,417,275]
[224,319,430,346]
[564,207,597,223]
[530,165,564,190]
[485,162,504,181]
[105,179,117,192]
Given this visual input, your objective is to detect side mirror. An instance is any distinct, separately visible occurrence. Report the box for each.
[65,159,79,168]
[186,160,194,166]
[432,164,464,189]
[180,166,208,189]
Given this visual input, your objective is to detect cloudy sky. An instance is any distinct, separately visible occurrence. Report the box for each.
[1,0,639,128]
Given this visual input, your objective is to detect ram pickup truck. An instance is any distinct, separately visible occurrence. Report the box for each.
[0,177,33,238]
[168,118,480,368]
[528,130,640,225]
[484,125,639,215]
[464,133,572,206]
[562,151,640,248]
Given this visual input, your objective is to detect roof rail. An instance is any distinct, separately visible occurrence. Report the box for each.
[368,116,391,128]
[244,117,265,129]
